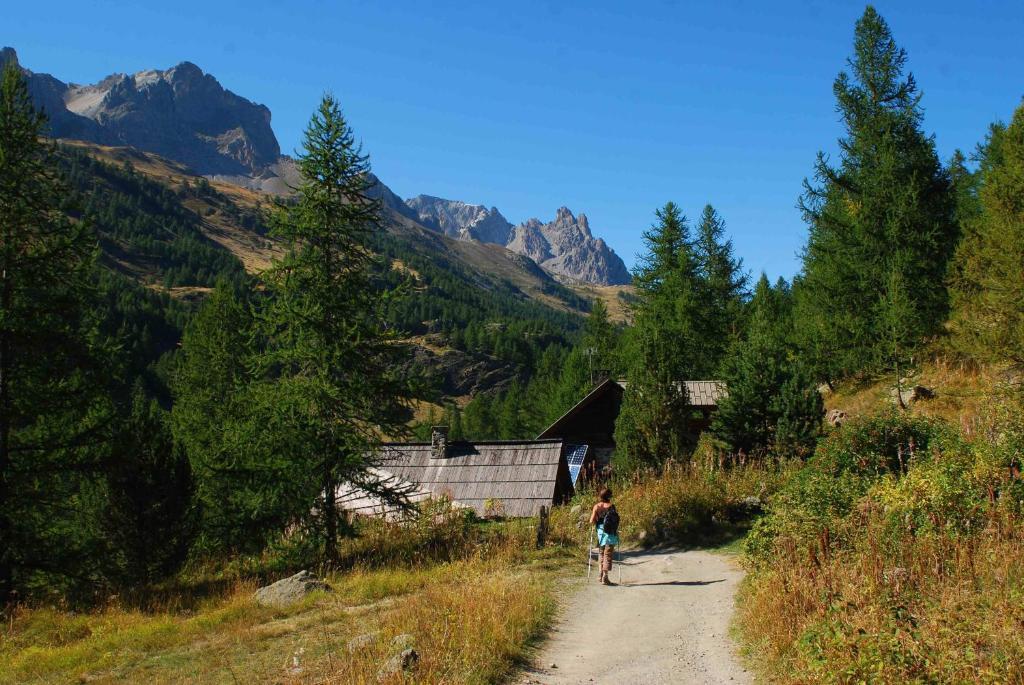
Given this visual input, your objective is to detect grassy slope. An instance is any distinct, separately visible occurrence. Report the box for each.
[737,356,1024,683]
[824,354,1011,434]
[566,283,635,324]
[2,518,574,685]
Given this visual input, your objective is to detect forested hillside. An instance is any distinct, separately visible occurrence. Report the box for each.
[5,4,1024,683]
[0,68,613,598]
[49,140,611,411]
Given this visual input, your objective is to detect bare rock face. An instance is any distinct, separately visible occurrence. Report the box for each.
[7,47,283,179]
[407,197,630,286]
[407,343,520,397]
[407,195,514,245]
[509,207,631,285]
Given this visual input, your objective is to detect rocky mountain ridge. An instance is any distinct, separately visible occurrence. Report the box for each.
[3,47,630,285]
[2,47,294,191]
[407,197,631,285]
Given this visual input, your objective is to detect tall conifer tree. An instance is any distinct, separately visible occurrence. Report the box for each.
[251,95,417,562]
[950,103,1024,364]
[0,63,108,597]
[615,203,703,469]
[794,7,957,384]
[694,204,748,372]
[713,276,822,458]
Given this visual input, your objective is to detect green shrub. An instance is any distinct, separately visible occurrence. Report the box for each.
[746,411,954,562]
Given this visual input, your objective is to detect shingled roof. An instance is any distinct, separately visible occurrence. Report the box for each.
[680,380,728,407]
[337,439,569,519]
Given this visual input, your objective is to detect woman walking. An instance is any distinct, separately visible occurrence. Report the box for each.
[589,487,620,585]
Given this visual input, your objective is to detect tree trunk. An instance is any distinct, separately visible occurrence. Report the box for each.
[322,463,338,565]
[0,260,12,599]
[895,356,906,411]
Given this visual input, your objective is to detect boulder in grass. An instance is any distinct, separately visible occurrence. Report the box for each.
[347,632,380,653]
[890,385,934,407]
[391,633,415,650]
[253,570,330,607]
[377,648,419,681]
[826,409,847,428]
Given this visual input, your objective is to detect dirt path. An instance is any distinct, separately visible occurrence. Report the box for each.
[519,548,751,685]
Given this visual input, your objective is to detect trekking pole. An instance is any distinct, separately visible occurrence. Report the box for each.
[586,526,594,579]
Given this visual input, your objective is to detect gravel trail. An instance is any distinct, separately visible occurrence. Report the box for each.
[519,548,752,685]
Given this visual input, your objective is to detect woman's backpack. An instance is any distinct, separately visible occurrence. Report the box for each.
[601,505,620,536]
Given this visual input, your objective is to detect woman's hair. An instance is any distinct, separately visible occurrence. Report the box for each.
[598,487,612,503]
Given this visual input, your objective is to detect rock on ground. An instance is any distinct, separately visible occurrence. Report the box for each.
[377,647,419,681]
[253,570,330,607]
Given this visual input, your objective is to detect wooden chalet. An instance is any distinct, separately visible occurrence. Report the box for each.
[336,427,574,519]
[338,378,725,519]
[536,378,726,483]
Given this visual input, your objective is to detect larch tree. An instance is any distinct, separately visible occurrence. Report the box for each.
[170,282,288,554]
[251,95,418,563]
[794,6,957,386]
[581,298,620,381]
[694,204,749,373]
[950,102,1024,365]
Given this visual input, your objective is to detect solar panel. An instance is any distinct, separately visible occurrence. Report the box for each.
[565,444,589,486]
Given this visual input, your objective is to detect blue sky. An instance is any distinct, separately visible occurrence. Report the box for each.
[7,1,1024,279]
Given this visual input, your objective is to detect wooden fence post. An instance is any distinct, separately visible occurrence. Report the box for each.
[536,505,549,549]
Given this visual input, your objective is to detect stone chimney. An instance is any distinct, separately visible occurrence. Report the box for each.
[430,426,449,459]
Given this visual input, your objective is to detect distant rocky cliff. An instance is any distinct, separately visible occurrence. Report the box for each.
[3,47,630,286]
[408,196,630,285]
[2,47,295,192]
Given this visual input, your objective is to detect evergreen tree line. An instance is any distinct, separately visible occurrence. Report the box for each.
[427,297,621,441]
[0,64,197,600]
[612,6,1024,470]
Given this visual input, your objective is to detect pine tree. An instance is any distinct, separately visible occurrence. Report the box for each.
[694,204,749,372]
[713,276,823,458]
[614,203,704,470]
[794,6,957,384]
[251,95,418,562]
[0,64,109,597]
[102,386,195,584]
[950,103,1024,364]
[171,283,284,553]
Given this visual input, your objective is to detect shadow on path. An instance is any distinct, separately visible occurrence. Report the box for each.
[621,579,725,587]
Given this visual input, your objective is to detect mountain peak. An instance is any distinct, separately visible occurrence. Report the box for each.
[406,195,513,245]
[408,196,629,285]
[15,51,280,178]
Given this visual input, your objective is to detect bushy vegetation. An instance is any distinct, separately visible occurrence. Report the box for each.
[738,405,1024,682]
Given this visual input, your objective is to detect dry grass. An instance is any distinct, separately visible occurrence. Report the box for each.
[737,402,1024,683]
[566,284,635,324]
[738,516,1024,683]
[548,457,799,552]
[825,355,1010,432]
[1,514,571,684]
